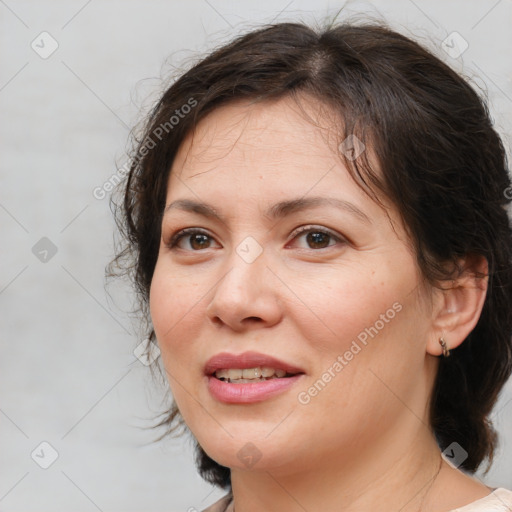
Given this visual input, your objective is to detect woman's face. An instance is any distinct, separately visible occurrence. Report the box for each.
[150,96,439,475]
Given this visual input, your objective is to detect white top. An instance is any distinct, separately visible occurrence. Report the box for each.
[450,488,512,511]
[202,488,512,511]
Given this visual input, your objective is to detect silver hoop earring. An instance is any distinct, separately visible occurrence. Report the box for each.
[439,337,450,357]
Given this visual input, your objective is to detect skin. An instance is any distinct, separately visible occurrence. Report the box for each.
[150,96,490,512]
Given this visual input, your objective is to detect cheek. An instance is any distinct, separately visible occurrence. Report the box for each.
[289,276,422,440]
[149,264,210,420]
[286,261,410,355]
[149,263,205,359]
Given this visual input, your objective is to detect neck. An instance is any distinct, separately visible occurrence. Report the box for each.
[230,421,444,512]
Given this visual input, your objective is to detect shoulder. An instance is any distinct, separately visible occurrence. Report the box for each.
[199,489,512,511]
[450,488,512,511]
[201,492,233,512]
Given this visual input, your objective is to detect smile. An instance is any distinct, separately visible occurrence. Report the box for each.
[214,367,295,383]
[205,351,306,403]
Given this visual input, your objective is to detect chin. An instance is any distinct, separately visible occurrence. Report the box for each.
[198,432,301,475]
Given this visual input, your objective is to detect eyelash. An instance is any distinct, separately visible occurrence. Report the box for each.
[166,225,345,251]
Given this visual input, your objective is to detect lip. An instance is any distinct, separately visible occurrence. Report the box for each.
[207,374,304,403]
[204,351,305,375]
[204,351,306,404]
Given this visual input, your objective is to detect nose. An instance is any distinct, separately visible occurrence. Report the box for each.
[205,248,283,331]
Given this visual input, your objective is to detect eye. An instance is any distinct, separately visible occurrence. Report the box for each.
[289,226,345,250]
[167,228,220,251]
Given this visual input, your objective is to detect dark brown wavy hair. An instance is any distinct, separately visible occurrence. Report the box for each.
[111,21,512,490]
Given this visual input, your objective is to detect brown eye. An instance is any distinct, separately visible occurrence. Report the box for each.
[169,229,219,251]
[305,231,332,249]
[188,233,211,250]
[289,226,344,250]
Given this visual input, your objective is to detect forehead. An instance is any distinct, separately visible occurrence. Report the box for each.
[168,96,360,193]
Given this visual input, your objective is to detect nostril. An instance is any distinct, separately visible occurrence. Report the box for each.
[211,316,223,326]
[243,316,264,324]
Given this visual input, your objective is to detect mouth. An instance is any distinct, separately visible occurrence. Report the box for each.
[204,351,305,403]
[213,366,299,383]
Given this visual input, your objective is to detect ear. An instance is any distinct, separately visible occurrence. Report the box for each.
[426,255,489,357]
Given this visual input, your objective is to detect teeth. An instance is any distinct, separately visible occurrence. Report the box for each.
[214,366,291,382]
[215,368,242,380]
[243,368,261,379]
[261,367,275,377]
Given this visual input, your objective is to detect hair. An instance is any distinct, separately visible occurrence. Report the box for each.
[111,20,512,490]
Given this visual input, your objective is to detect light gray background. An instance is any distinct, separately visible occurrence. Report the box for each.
[1,1,511,511]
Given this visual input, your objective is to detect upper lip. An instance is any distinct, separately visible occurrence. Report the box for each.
[204,351,305,375]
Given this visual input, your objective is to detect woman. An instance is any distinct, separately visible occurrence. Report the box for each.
[113,21,512,511]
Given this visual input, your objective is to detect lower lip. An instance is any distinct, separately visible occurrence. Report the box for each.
[207,374,304,403]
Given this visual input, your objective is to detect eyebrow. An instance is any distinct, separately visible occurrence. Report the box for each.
[164,196,371,224]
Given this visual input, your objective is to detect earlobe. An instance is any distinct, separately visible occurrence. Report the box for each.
[426,255,488,357]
